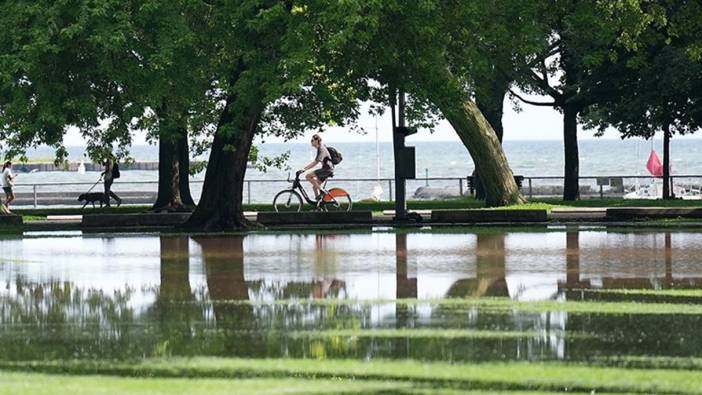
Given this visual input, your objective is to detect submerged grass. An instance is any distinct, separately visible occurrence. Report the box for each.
[289,328,539,339]
[2,357,702,394]
[207,297,702,315]
[594,355,702,371]
[579,288,702,298]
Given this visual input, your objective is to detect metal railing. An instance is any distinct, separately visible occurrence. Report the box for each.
[10,174,702,208]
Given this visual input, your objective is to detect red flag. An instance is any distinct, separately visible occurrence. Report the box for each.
[646,149,663,177]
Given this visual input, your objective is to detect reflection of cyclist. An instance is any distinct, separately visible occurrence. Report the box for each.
[300,134,334,199]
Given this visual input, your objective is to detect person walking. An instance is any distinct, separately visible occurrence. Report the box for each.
[102,157,122,207]
[1,161,15,212]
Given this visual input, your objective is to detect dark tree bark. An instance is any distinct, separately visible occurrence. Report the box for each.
[562,104,580,201]
[178,133,196,208]
[663,123,672,199]
[152,130,183,212]
[184,95,261,231]
[473,76,509,200]
[151,103,194,212]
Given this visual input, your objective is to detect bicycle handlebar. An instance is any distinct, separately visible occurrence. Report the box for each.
[287,170,305,183]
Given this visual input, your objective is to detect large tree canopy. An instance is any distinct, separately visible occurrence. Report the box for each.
[585,1,702,199]
[6,0,697,225]
[508,0,658,200]
[0,0,215,210]
[301,0,532,206]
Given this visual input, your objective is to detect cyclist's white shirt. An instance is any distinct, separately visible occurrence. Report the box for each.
[316,145,333,170]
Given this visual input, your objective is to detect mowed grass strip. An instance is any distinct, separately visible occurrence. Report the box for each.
[0,372,414,395]
[0,371,612,395]
[2,358,702,394]
[207,297,702,315]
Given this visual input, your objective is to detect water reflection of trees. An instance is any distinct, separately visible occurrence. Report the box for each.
[560,231,702,298]
[560,231,702,360]
[0,277,139,360]
[3,231,702,364]
[431,234,564,361]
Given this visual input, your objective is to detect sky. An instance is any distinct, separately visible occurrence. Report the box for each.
[61,90,700,146]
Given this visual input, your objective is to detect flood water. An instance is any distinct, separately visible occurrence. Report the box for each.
[1,228,702,365]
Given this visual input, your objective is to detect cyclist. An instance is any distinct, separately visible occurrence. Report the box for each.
[300,134,333,200]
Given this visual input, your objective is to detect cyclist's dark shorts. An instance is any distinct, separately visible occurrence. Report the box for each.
[314,168,333,181]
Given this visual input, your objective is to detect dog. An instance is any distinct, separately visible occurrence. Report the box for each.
[78,192,108,208]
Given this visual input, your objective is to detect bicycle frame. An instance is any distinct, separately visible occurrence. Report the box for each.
[289,172,320,205]
[274,171,352,213]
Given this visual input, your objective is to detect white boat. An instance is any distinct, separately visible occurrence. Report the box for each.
[623,180,702,200]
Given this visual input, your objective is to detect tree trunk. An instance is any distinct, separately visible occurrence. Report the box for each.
[663,123,672,199]
[152,136,182,212]
[562,104,580,201]
[152,118,193,212]
[437,98,524,206]
[473,76,508,200]
[184,97,260,231]
[178,131,196,208]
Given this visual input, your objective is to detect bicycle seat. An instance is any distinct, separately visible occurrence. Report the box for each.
[320,172,334,183]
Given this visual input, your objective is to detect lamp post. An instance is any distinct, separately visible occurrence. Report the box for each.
[391,89,417,221]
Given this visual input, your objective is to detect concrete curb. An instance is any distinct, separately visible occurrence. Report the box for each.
[606,207,702,220]
[82,213,191,228]
[431,209,548,223]
[257,211,373,225]
[10,219,702,234]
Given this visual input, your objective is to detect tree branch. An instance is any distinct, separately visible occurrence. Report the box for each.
[529,70,562,102]
[525,40,561,68]
[509,89,556,107]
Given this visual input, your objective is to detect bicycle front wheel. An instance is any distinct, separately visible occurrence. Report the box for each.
[322,188,353,212]
[273,190,303,212]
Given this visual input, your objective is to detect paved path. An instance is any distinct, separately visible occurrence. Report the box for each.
[15,207,702,232]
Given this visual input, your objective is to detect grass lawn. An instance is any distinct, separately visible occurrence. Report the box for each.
[0,372,419,395]
[0,371,605,395]
[534,197,702,208]
[5,197,702,234]
[2,357,702,394]
[208,296,702,315]
[12,196,702,218]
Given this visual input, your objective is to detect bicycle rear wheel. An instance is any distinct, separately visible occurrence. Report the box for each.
[273,190,303,212]
[322,188,352,212]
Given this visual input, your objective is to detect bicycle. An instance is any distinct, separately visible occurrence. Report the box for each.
[273,170,353,212]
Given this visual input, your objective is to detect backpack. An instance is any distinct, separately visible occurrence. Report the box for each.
[327,146,343,165]
[112,162,121,179]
